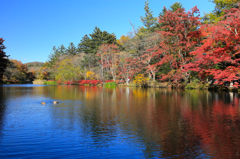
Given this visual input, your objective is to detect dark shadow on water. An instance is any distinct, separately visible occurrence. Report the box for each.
[0,87,6,138]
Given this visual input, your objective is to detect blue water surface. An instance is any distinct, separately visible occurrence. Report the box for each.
[0,85,238,158]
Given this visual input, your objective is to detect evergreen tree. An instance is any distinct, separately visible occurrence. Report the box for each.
[0,38,9,82]
[59,44,66,55]
[77,34,91,54]
[170,2,183,12]
[159,6,167,17]
[140,0,157,31]
[66,42,77,56]
[48,45,66,68]
[202,0,240,24]
[78,27,117,54]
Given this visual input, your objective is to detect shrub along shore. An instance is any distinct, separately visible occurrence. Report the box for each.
[34,79,239,92]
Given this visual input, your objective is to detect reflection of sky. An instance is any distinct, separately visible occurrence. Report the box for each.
[0,86,240,158]
[0,86,159,158]
[0,84,50,87]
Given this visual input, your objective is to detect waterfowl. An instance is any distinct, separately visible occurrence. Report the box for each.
[41,101,46,105]
[53,101,59,104]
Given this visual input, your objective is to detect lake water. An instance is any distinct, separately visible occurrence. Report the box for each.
[0,84,240,158]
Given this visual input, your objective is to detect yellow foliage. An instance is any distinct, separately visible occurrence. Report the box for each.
[133,74,150,85]
[214,0,239,6]
[86,71,97,80]
[86,71,94,77]
[55,58,83,81]
[133,89,147,98]
[117,35,130,46]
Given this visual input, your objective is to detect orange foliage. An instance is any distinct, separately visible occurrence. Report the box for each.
[10,59,28,73]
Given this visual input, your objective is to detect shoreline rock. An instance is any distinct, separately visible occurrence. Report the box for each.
[33,79,46,85]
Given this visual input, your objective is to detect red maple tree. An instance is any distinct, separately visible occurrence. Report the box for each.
[184,6,240,87]
[152,6,202,83]
[117,52,141,85]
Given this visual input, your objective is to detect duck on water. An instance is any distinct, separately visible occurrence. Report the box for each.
[41,101,59,105]
[53,101,59,104]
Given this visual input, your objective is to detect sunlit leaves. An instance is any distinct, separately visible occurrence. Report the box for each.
[153,6,201,82]
[4,59,28,81]
[55,58,83,82]
[185,6,240,85]
[117,35,130,46]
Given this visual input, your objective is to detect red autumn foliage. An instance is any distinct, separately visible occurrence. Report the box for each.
[67,81,73,85]
[118,54,141,85]
[97,43,119,81]
[184,7,240,86]
[105,80,114,83]
[78,80,102,85]
[152,6,202,82]
[63,81,68,85]
[57,80,62,85]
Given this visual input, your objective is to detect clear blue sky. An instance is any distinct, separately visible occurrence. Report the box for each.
[1,0,215,63]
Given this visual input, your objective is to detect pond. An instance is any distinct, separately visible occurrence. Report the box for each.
[0,84,240,158]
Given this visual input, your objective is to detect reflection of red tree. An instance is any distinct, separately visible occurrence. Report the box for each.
[147,91,204,158]
[77,86,103,100]
[146,90,240,158]
[184,98,240,158]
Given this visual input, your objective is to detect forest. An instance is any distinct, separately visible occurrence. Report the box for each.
[1,0,240,89]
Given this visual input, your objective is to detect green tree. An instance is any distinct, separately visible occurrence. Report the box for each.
[78,27,117,54]
[159,6,167,17]
[66,42,77,56]
[81,53,100,70]
[140,0,157,31]
[77,34,91,54]
[213,0,240,10]
[58,44,66,55]
[55,58,83,81]
[48,45,66,68]
[202,0,240,24]
[169,2,183,12]
[0,38,9,82]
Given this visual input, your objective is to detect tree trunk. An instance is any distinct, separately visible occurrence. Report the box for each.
[126,73,129,85]
[0,72,3,83]
[152,73,155,82]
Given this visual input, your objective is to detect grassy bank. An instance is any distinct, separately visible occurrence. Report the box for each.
[105,82,117,88]
[43,81,57,85]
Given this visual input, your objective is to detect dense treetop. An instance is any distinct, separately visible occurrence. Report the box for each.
[78,27,117,54]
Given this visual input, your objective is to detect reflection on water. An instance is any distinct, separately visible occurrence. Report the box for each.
[0,85,240,158]
[0,87,6,139]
